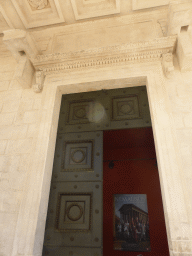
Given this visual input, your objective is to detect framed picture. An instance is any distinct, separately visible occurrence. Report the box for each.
[113,194,151,252]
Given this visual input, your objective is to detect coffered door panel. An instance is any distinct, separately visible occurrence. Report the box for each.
[58,86,151,133]
[43,181,102,247]
[43,85,151,256]
[59,91,110,133]
[43,130,103,255]
[52,131,103,182]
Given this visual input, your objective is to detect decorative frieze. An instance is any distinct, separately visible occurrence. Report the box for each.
[32,36,177,74]
[35,50,169,74]
[3,29,177,91]
[33,36,177,63]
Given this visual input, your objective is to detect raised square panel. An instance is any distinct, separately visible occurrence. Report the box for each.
[132,0,169,10]
[57,194,91,231]
[108,86,151,129]
[60,94,109,132]
[68,100,92,125]
[11,0,65,28]
[64,141,93,171]
[52,131,103,182]
[59,86,151,133]
[112,95,141,121]
[71,0,120,20]
[44,182,102,247]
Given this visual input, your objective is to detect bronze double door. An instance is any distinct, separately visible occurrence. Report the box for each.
[42,86,151,256]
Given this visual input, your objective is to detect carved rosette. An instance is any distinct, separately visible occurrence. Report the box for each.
[27,0,48,10]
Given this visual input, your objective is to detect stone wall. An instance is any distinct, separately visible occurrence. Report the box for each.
[0,41,20,256]
[0,38,58,256]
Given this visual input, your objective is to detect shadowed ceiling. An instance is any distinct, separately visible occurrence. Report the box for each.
[0,0,170,33]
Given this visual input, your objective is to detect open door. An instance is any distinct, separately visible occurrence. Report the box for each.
[42,86,169,255]
[103,128,169,255]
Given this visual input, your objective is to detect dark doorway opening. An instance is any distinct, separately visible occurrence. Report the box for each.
[103,127,169,256]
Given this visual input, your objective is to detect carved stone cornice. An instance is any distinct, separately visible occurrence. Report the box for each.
[3,29,177,92]
[32,36,177,74]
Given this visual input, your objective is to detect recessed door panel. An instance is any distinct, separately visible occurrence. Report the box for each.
[44,181,102,247]
[58,86,151,133]
[43,86,154,256]
[52,131,103,182]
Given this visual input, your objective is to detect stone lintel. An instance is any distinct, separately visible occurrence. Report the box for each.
[33,36,177,75]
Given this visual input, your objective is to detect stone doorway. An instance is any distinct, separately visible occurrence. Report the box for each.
[42,85,168,255]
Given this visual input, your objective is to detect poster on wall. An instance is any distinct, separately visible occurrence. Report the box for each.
[113,194,151,252]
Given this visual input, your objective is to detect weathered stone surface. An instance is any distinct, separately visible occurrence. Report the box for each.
[0,2,192,256]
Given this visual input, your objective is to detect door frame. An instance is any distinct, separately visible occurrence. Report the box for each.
[11,62,189,256]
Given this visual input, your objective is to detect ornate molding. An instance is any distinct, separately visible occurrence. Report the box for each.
[161,53,174,78]
[31,36,177,75]
[35,50,168,74]
[28,0,48,10]
[33,71,45,93]
[33,36,177,64]
[4,30,177,85]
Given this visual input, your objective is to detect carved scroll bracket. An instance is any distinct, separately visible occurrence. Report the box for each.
[161,53,174,78]
[33,71,45,93]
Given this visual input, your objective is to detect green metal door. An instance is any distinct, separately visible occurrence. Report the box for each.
[43,86,151,256]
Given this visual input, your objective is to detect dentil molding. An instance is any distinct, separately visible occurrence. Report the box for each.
[3,29,177,92]
[32,36,177,74]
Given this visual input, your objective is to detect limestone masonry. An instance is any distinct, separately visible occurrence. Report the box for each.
[0,0,192,255]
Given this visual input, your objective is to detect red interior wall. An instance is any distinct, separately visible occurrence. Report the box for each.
[103,128,169,256]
